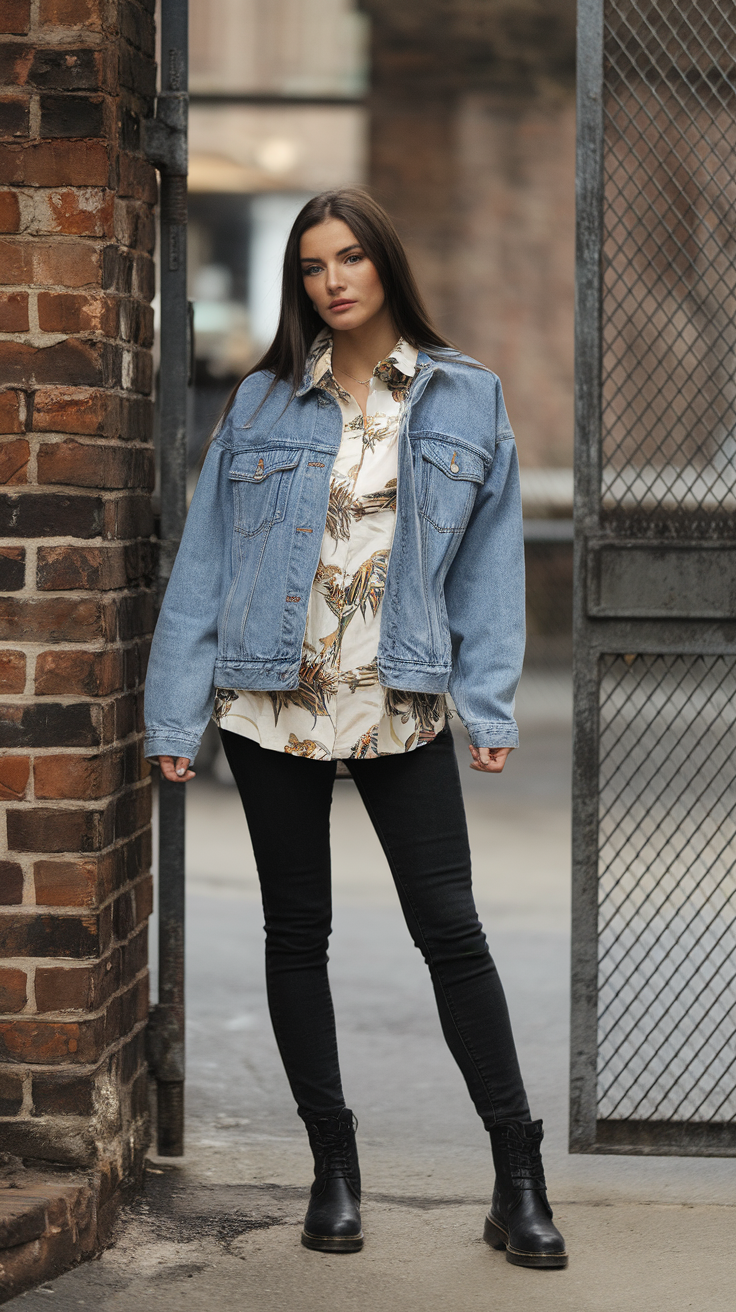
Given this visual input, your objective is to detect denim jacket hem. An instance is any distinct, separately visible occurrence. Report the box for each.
[377,658,451,693]
[144,731,201,761]
[214,658,299,687]
[463,721,520,750]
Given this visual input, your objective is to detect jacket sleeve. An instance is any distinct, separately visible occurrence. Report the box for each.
[143,435,233,762]
[445,379,525,749]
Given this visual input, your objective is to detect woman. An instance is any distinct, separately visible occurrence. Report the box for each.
[144,188,567,1269]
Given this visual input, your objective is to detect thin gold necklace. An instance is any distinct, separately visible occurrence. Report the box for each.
[336,364,373,387]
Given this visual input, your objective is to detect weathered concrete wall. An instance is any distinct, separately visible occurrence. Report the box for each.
[362,0,576,468]
[0,0,156,1236]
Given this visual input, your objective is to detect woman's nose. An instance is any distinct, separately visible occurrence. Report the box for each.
[325,265,346,294]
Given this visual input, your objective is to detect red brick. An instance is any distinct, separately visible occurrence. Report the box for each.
[134,873,152,926]
[0,390,24,434]
[37,543,122,590]
[115,199,155,253]
[0,859,23,903]
[0,490,103,538]
[0,439,29,484]
[32,1070,95,1115]
[34,842,143,907]
[35,648,121,697]
[0,650,25,693]
[0,291,28,330]
[40,0,104,30]
[0,1068,23,1114]
[0,699,101,749]
[0,340,108,388]
[28,47,106,94]
[37,542,153,590]
[0,139,109,186]
[35,242,102,287]
[119,296,154,348]
[0,95,29,139]
[34,964,95,1012]
[0,967,26,1013]
[37,440,154,490]
[0,1015,105,1063]
[34,858,97,906]
[0,1,30,35]
[37,291,116,335]
[32,387,117,436]
[40,93,105,141]
[117,153,157,205]
[0,238,32,281]
[0,596,114,643]
[34,750,123,802]
[103,494,153,540]
[0,755,29,801]
[0,239,101,287]
[132,251,154,301]
[0,910,103,958]
[121,394,153,442]
[0,44,34,87]
[0,544,25,588]
[7,803,114,853]
[39,540,154,591]
[0,191,21,232]
[42,188,114,237]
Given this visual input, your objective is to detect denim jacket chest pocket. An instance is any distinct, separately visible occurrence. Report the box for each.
[229,448,301,536]
[413,435,487,533]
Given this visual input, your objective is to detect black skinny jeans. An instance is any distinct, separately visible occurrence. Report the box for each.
[219,724,530,1130]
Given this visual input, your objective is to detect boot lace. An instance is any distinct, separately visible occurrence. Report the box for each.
[309,1114,358,1180]
[504,1130,547,1192]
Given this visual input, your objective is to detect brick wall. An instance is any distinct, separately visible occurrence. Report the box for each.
[362,0,577,469]
[0,0,156,1194]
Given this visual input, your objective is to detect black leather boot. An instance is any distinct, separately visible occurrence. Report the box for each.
[484,1119,567,1268]
[301,1108,363,1253]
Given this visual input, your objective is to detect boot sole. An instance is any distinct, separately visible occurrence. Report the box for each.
[301,1228,364,1254]
[483,1215,568,1269]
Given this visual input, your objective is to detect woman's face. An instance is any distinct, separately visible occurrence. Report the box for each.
[300,217,386,332]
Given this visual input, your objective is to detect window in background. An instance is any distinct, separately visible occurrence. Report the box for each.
[184,0,368,463]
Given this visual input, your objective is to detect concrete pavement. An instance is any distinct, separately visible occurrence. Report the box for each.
[17,680,736,1309]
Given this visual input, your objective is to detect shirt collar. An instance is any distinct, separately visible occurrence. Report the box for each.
[300,328,419,395]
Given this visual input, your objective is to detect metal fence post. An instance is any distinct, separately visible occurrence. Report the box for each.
[144,0,189,1158]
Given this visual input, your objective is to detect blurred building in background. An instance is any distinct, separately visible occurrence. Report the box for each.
[186,0,368,455]
[183,0,574,737]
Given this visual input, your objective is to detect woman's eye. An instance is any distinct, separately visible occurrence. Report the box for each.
[345,254,363,265]
[303,265,322,277]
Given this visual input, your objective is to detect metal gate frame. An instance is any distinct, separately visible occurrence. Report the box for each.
[570,0,736,1157]
[143,0,189,1157]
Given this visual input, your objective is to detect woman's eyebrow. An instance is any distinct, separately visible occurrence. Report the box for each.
[299,244,362,263]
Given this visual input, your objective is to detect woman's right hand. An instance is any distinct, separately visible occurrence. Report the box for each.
[157,756,196,783]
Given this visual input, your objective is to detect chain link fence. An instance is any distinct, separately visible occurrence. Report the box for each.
[572,0,736,1155]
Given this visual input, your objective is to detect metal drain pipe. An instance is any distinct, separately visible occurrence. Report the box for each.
[143,0,189,1157]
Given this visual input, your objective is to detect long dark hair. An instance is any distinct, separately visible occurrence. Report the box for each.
[220,188,456,424]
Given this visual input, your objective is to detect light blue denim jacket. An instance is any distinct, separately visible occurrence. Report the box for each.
[144,350,525,761]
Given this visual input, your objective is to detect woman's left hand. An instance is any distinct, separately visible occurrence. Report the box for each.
[469,745,512,774]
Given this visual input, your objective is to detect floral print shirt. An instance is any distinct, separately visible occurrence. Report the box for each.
[214,328,446,760]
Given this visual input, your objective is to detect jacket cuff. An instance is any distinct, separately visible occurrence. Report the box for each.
[144,732,202,763]
[464,721,519,750]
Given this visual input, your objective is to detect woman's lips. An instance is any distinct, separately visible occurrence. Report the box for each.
[329,299,356,311]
